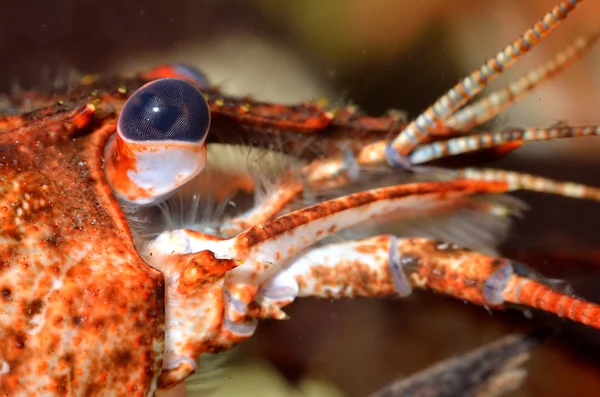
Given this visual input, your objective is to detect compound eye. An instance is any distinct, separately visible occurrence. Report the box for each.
[170,64,211,90]
[118,78,210,144]
[140,64,211,90]
[105,78,211,205]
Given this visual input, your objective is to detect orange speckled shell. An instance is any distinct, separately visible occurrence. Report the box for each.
[0,95,165,395]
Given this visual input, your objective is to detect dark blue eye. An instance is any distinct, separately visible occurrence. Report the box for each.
[141,64,211,89]
[171,64,211,90]
[118,78,210,143]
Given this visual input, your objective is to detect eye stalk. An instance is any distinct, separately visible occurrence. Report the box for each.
[105,78,210,205]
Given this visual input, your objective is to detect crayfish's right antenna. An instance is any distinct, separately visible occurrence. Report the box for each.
[382,0,583,165]
[409,125,600,165]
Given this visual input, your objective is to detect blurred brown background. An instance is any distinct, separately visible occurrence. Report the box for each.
[2,1,600,396]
